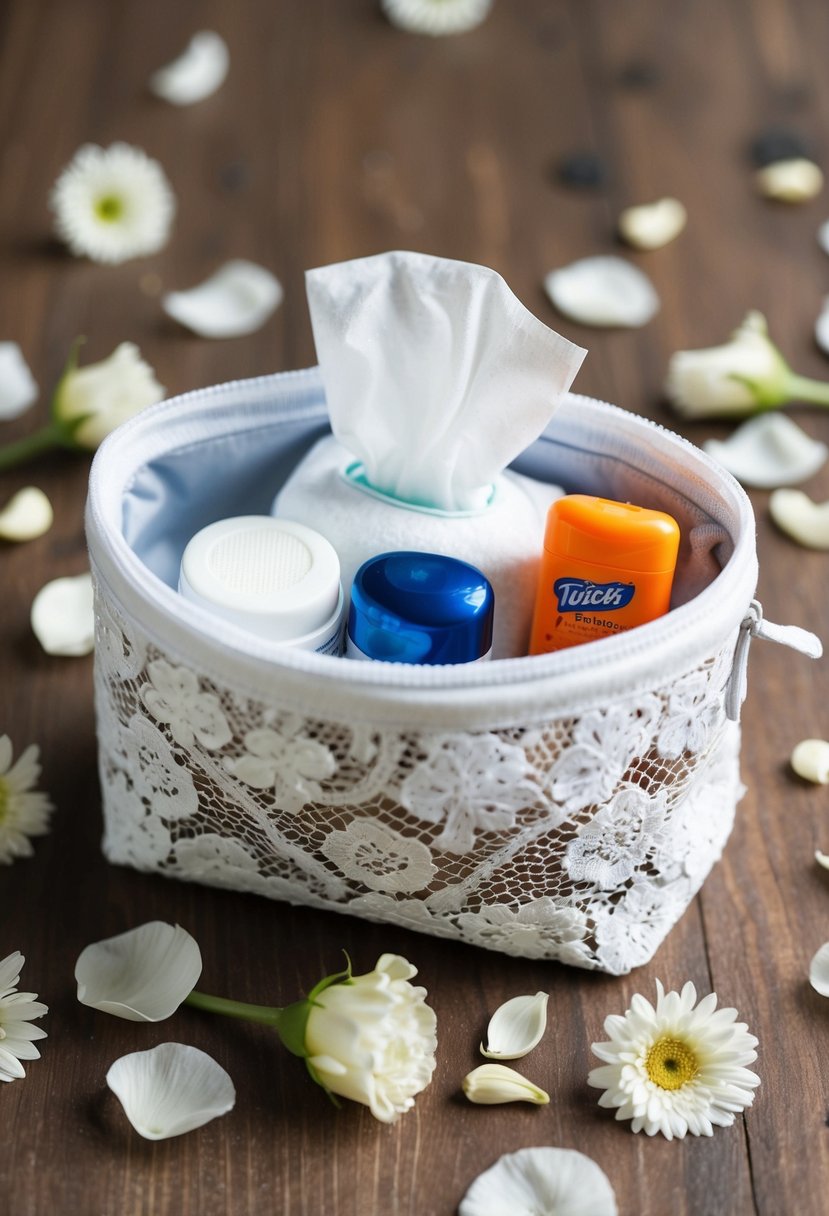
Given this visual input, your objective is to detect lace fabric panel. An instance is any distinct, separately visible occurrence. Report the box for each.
[94,581,743,975]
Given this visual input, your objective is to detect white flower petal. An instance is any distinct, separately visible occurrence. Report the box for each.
[544,256,659,327]
[30,573,94,656]
[770,488,829,549]
[618,198,687,250]
[810,943,829,996]
[0,488,53,542]
[381,0,492,36]
[481,992,549,1059]
[459,1147,618,1216]
[815,298,829,357]
[106,1043,235,1139]
[815,850,829,871]
[463,1063,549,1105]
[791,738,829,783]
[704,414,828,489]
[162,260,282,338]
[819,220,829,257]
[756,158,823,202]
[149,31,229,105]
[75,922,202,1021]
[0,343,38,419]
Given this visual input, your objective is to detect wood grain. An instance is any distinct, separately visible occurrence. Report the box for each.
[2,0,829,1212]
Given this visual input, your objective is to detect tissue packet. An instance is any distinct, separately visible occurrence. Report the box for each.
[274,251,586,658]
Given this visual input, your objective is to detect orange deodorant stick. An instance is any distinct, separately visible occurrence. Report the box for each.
[529,495,680,654]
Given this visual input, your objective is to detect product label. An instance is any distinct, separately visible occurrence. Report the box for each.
[553,577,635,613]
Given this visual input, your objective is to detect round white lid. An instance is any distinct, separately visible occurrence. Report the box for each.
[179,516,341,642]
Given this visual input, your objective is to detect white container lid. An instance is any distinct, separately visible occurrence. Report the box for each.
[179,516,341,643]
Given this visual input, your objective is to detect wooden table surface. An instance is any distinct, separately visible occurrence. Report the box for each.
[3,1,829,1213]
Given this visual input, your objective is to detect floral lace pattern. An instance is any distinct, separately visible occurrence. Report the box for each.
[93,581,745,975]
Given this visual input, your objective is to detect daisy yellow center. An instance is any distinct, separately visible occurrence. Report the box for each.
[94,194,125,222]
[645,1036,699,1090]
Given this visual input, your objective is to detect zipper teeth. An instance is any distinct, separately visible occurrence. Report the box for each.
[88,384,756,692]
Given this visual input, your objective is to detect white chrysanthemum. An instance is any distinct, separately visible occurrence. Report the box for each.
[0,951,48,1082]
[0,735,54,864]
[381,0,492,36]
[588,980,760,1139]
[50,143,175,264]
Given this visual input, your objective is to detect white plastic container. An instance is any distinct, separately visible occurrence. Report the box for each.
[86,368,820,974]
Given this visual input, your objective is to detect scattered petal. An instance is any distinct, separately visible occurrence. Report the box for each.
[50,143,175,264]
[0,487,53,541]
[704,414,827,488]
[770,489,829,548]
[618,197,687,250]
[462,1063,549,1106]
[75,922,202,1021]
[0,736,54,865]
[459,1147,618,1216]
[107,1043,235,1139]
[381,0,492,36]
[163,260,282,338]
[815,297,829,357]
[816,851,829,870]
[819,220,829,257]
[0,343,38,420]
[791,738,829,784]
[31,573,94,656]
[481,992,549,1059]
[149,31,229,105]
[544,256,659,327]
[809,943,829,997]
[756,158,823,203]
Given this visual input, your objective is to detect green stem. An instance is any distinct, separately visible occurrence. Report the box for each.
[185,989,283,1027]
[0,423,66,471]
[786,373,829,408]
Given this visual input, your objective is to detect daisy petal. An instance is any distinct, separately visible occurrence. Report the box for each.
[149,32,229,105]
[0,487,53,542]
[459,1146,617,1216]
[31,573,94,656]
[0,343,38,419]
[463,1064,549,1105]
[162,260,282,338]
[75,922,202,1021]
[106,1043,235,1139]
[381,0,492,36]
[480,992,549,1059]
[809,943,829,996]
[544,256,659,328]
[771,489,829,549]
[791,738,829,783]
[705,415,827,489]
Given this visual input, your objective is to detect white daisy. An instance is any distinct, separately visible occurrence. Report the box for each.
[50,143,175,264]
[0,951,48,1082]
[381,0,492,37]
[588,980,760,1139]
[0,735,54,864]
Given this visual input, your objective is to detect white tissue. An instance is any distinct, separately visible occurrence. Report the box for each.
[276,252,585,658]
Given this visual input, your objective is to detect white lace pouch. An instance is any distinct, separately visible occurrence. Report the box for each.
[86,369,821,975]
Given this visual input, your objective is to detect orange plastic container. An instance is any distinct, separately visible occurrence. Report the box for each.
[529,495,680,654]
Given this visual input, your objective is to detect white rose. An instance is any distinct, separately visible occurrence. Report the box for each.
[304,953,437,1123]
[54,341,164,448]
[665,312,792,419]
